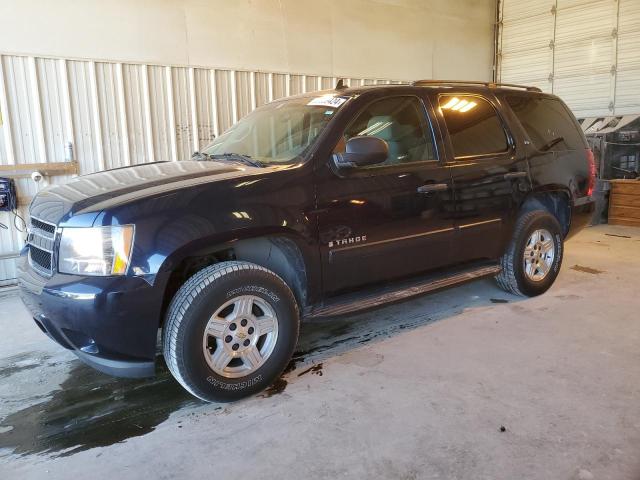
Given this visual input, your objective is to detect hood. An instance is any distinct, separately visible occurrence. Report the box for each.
[30,161,253,225]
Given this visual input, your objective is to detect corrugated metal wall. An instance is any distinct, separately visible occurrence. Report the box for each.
[0,53,404,285]
[498,0,640,117]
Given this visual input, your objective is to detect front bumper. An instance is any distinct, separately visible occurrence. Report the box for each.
[17,255,164,378]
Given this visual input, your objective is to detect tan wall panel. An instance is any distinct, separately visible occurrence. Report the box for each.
[0,0,495,81]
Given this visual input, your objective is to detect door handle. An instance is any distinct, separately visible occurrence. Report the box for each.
[417,183,448,194]
[503,171,527,180]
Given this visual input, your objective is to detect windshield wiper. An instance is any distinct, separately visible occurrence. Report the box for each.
[207,153,264,168]
[191,151,210,161]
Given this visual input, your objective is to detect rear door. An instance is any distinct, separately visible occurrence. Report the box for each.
[434,92,531,263]
[504,93,591,192]
[316,94,455,294]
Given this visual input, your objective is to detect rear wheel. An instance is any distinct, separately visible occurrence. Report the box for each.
[496,210,564,297]
[163,261,299,402]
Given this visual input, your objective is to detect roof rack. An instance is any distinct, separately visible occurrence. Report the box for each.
[411,79,542,93]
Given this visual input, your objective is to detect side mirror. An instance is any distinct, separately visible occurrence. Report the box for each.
[333,136,388,168]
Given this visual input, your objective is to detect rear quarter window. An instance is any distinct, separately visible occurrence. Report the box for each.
[505,95,587,152]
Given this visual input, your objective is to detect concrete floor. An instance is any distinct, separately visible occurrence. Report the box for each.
[1,224,639,480]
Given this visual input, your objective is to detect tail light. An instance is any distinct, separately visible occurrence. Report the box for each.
[586,148,596,197]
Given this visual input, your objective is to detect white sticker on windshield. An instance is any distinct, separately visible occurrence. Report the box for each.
[307,95,348,108]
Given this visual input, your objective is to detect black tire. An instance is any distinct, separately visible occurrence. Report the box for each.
[163,261,299,402]
[495,210,564,297]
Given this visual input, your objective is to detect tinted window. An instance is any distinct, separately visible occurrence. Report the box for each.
[439,95,508,157]
[506,95,586,151]
[335,96,437,166]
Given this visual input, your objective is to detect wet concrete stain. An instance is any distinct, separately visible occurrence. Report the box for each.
[282,356,303,375]
[0,288,512,458]
[0,359,197,458]
[555,294,583,300]
[258,321,399,396]
[571,265,604,275]
[0,352,52,380]
[293,302,479,364]
[509,304,530,314]
[605,233,631,239]
[490,298,509,304]
[257,357,306,398]
[297,363,324,377]
[0,362,40,380]
[293,335,363,361]
[293,320,392,362]
[260,377,288,397]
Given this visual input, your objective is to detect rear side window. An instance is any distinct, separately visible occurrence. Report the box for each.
[439,95,509,158]
[505,95,586,151]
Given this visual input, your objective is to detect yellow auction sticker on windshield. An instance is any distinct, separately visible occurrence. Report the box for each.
[307,95,348,108]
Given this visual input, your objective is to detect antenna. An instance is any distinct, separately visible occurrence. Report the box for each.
[335,79,348,90]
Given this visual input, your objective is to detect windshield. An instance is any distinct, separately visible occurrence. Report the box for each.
[201,94,349,165]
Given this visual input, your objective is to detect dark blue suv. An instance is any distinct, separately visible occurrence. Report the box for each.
[19,81,595,402]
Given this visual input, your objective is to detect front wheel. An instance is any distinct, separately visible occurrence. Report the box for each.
[163,261,299,402]
[496,210,564,297]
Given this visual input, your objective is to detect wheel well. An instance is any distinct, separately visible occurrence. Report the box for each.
[520,192,571,236]
[159,236,308,326]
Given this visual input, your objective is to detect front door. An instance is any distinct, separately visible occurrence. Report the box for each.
[316,95,456,295]
[434,92,530,263]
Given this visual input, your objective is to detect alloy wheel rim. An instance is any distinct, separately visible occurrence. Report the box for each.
[202,295,278,378]
[523,228,555,282]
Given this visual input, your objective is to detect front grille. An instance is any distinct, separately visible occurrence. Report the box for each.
[27,216,57,277]
[31,217,56,235]
[29,245,52,271]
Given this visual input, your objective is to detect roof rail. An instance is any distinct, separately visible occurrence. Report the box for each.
[411,79,542,93]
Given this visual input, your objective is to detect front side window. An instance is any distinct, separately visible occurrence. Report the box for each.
[439,95,509,158]
[335,96,437,166]
[202,94,349,164]
[506,95,587,152]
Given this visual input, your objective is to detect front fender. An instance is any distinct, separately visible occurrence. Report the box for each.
[148,226,319,308]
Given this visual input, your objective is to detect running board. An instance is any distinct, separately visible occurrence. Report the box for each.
[305,263,501,319]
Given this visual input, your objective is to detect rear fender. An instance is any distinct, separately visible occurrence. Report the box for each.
[518,187,572,237]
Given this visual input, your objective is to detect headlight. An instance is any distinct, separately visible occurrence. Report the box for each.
[58,225,135,276]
